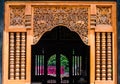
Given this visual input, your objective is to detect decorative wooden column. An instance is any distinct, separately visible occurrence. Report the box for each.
[90,4,96,84]
[112,4,117,84]
[25,5,32,84]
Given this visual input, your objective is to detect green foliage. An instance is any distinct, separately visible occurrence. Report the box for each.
[60,54,69,72]
[47,54,69,72]
[48,54,56,66]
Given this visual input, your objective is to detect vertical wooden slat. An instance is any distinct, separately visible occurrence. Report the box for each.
[95,32,113,81]
[40,55,41,75]
[80,56,82,75]
[39,55,40,75]
[9,33,15,80]
[112,3,117,84]
[78,56,80,75]
[15,33,20,79]
[26,29,32,83]
[72,56,73,76]
[95,32,101,80]
[75,56,77,75]
[107,33,112,80]
[37,55,39,75]
[90,4,96,83]
[35,55,37,76]
[101,32,106,80]
[3,2,10,84]
[90,29,95,83]
[79,56,80,75]
[9,32,27,80]
[21,32,26,79]
[42,53,45,75]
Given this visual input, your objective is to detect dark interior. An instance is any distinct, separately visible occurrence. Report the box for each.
[31,26,90,84]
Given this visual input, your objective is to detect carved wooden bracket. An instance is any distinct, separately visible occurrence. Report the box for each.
[25,5,31,29]
[90,14,96,29]
[25,15,31,28]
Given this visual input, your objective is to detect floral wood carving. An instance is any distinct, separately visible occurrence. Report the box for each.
[10,6,25,26]
[96,7,112,25]
[33,6,89,45]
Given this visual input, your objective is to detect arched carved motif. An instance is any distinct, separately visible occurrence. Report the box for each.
[33,6,89,45]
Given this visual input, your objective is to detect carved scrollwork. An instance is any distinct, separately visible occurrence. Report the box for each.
[10,6,25,26]
[33,6,89,45]
[96,7,112,25]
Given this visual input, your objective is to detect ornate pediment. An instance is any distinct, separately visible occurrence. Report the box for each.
[33,6,89,45]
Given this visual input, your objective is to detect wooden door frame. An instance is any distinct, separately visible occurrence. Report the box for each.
[3,1,117,84]
[31,25,90,83]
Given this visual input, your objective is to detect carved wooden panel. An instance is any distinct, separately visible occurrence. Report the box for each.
[95,32,113,80]
[10,6,25,26]
[33,6,89,45]
[96,7,112,25]
[9,32,26,80]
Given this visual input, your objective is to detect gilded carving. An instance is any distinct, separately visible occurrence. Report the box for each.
[10,6,25,26]
[33,6,89,45]
[96,7,112,25]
